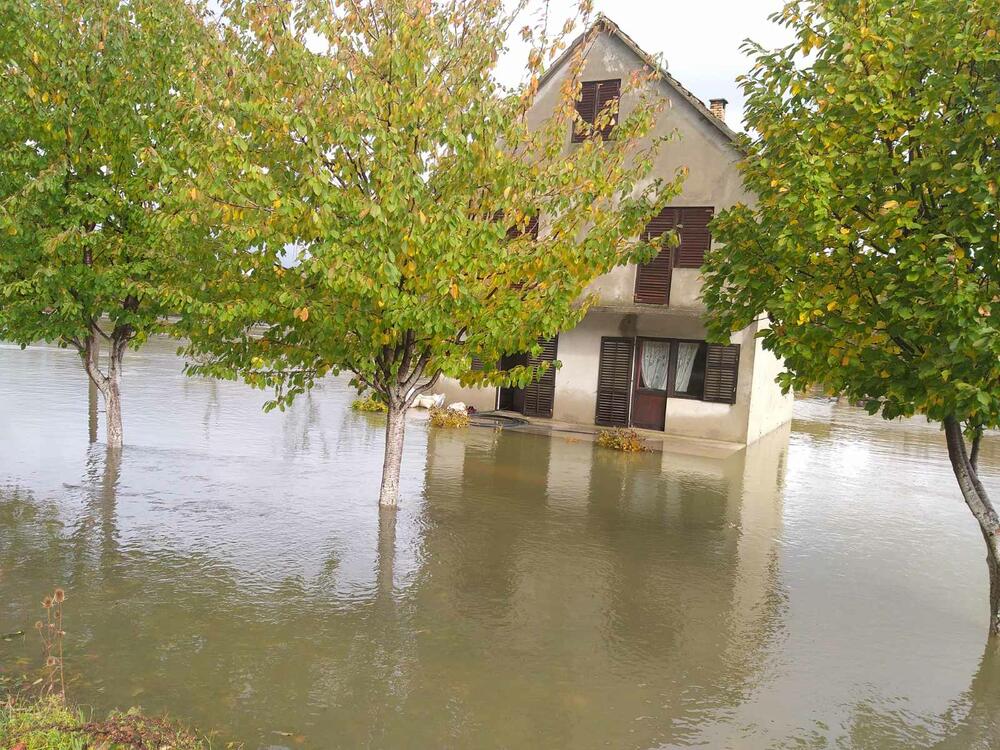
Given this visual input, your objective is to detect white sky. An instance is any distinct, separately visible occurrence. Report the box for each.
[497,0,793,132]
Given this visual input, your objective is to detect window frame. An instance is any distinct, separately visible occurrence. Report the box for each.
[667,339,709,401]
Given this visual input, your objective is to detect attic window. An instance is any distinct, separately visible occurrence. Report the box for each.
[572,79,621,142]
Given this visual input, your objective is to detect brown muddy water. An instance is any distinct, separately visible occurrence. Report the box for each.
[1,337,999,749]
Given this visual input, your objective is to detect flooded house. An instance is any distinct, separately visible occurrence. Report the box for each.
[440,16,793,445]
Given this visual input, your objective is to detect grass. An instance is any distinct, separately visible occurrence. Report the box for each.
[0,697,211,750]
[428,406,470,428]
[350,394,387,413]
[595,427,650,453]
[1,590,227,749]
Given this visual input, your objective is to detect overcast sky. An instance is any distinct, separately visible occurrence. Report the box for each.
[496,0,793,132]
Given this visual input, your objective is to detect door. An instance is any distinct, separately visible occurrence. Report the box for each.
[522,336,558,418]
[631,338,670,431]
[498,353,528,412]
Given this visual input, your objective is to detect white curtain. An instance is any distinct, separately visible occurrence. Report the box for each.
[640,341,670,391]
[674,342,699,393]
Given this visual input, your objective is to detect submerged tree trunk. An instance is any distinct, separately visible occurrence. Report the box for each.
[944,416,1000,637]
[104,373,124,449]
[371,335,441,508]
[88,338,100,443]
[79,327,128,449]
[378,400,407,508]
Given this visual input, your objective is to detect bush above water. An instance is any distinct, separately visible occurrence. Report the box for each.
[428,407,470,428]
[596,427,650,453]
[351,395,387,413]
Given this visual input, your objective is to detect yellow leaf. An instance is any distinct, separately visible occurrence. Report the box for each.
[879,199,899,214]
[827,301,838,311]
[295,307,309,322]
[449,283,459,300]
[272,198,282,209]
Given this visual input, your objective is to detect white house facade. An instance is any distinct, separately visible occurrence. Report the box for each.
[439,16,794,445]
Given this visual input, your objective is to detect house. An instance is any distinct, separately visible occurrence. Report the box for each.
[439,16,793,445]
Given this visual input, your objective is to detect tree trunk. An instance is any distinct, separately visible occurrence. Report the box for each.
[88,338,100,443]
[104,372,123,449]
[80,331,125,449]
[378,401,407,508]
[944,416,1000,637]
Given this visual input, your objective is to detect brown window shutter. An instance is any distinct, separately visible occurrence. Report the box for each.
[596,79,621,139]
[471,356,484,372]
[595,337,634,426]
[703,343,740,404]
[522,336,558,417]
[505,213,539,240]
[634,207,676,305]
[675,207,714,268]
[572,81,599,143]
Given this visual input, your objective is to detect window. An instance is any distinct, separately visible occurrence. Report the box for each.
[637,340,671,391]
[671,341,708,399]
[572,79,621,142]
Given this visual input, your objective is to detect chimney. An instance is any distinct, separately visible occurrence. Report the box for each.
[709,98,728,122]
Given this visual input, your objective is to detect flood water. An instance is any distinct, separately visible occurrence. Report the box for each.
[1,337,999,749]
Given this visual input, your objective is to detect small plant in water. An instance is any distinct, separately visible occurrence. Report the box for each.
[351,394,387,413]
[596,428,650,453]
[428,407,470,429]
[34,588,66,700]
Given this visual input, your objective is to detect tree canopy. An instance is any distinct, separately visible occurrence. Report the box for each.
[0,0,218,446]
[702,0,1000,633]
[179,1,682,505]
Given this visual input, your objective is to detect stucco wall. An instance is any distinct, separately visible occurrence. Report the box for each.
[434,27,793,445]
[744,319,796,443]
[528,31,753,311]
[552,311,755,444]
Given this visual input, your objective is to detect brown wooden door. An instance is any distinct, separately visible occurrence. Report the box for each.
[595,337,634,426]
[522,336,558,418]
[631,338,670,431]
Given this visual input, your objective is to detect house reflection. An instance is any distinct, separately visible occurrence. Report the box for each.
[409,423,791,748]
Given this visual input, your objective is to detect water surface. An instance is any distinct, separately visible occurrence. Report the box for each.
[1,337,998,749]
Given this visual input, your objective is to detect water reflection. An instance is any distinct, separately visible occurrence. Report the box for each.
[0,338,998,748]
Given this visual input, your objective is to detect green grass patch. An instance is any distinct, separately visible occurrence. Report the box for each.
[1,697,210,750]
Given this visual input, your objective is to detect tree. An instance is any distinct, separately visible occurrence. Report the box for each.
[180,1,682,507]
[0,0,216,447]
[701,0,1000,633]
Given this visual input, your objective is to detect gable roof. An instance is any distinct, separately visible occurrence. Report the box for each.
[536,14,741,145]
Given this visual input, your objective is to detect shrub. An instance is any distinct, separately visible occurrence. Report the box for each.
[428,406,470,428]
[351,394,387,413]
[596,427,649,453]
